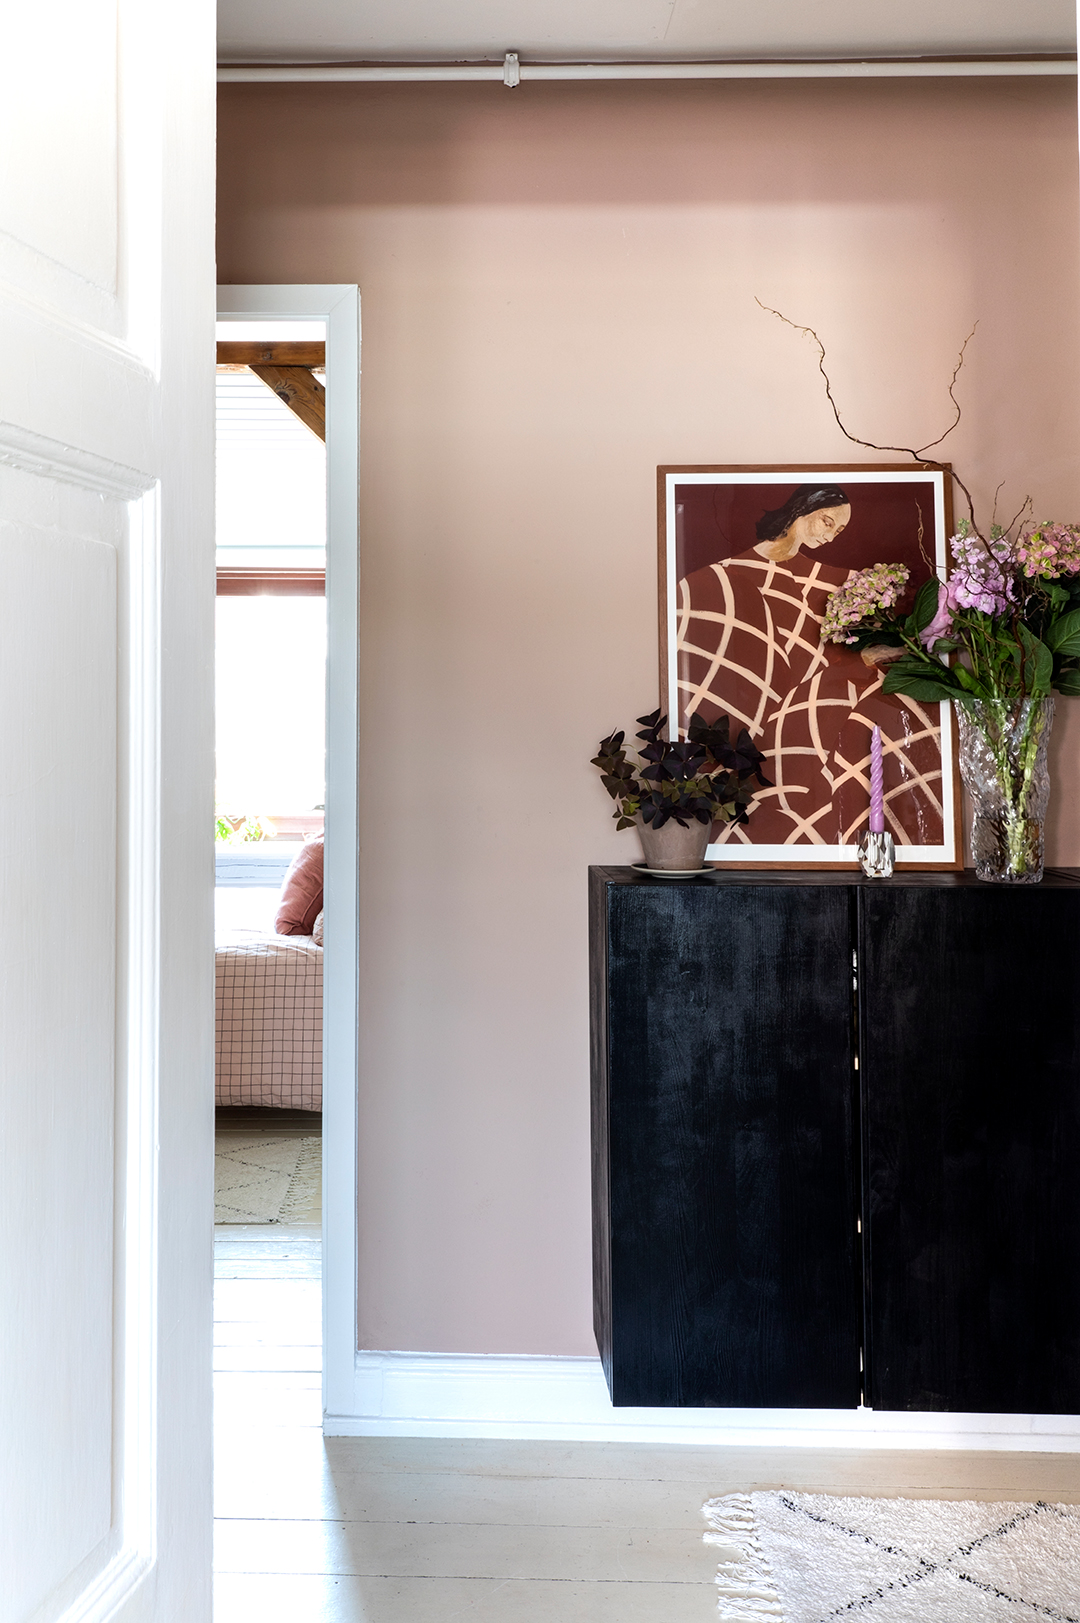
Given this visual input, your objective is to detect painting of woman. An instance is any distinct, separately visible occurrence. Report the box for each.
[673,479,947,852]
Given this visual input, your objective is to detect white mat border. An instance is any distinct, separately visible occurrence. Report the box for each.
[704,1493,784,1621]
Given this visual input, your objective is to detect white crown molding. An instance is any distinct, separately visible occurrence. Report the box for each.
[219,56,1077,82]
[324,1350,1080,1451]
[0,422,154,500]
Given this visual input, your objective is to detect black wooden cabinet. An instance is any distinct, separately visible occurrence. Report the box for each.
[590,866,1080,1413]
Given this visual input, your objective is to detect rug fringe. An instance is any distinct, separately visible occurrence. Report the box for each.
[278,1136,322,1220]
[703,1494,786,1622]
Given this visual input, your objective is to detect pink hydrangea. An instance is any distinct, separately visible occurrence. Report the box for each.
[820,562,910,645]
[1015,522,1080,580]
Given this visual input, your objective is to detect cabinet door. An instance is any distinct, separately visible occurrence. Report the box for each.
[594,878,860,1408]
[860,883,1080,1414]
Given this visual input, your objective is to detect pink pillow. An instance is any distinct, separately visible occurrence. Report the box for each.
[275,836,323,936]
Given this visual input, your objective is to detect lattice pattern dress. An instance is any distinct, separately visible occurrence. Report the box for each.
[676,550,944,847]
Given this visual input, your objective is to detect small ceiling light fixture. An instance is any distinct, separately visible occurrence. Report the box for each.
[503,51,520,88]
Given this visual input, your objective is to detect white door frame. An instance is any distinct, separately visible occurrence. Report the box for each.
[216,286,360,1420]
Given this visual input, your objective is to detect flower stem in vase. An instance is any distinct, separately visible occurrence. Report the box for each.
[957,696,1054,883]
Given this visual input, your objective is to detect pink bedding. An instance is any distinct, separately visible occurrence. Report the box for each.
[215,934,323,1109]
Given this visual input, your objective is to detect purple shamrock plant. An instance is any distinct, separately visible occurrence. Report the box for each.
[592,709,771,832]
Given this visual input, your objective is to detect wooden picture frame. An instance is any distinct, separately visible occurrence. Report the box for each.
[658,464,962,868]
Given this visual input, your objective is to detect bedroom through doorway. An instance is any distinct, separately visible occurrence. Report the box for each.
[213,318,327,1458]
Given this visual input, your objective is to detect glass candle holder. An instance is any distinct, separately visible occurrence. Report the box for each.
[858,829,895,879]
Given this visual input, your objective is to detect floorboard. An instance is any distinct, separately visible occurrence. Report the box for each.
[213,1135,1080,1621]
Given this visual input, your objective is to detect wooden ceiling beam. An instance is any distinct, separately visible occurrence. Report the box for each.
[216,341,325,365]
[248,364,326,440]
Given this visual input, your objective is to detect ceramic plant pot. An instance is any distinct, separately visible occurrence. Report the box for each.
[636,813,711,871]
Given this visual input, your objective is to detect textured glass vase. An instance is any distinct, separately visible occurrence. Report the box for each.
[956,696,1054,883]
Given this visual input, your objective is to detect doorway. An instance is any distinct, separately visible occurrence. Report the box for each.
[213,286,360,1443]
[213,315,327,1546]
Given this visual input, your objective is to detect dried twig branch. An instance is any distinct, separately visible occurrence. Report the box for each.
[915,502,934,575]
[1000,493,1033,539]
[915,325,976,458]
[990,479,1007,530]
[755,299,979,529]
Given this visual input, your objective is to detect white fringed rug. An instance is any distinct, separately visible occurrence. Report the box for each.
[703,1491,1080,1622]
[214,1135,321,1224]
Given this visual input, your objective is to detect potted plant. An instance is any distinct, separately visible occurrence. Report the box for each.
[592,708,770,871]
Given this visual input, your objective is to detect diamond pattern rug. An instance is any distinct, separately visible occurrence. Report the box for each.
[214,1134,321,1224]
[703,1491,1080,1622]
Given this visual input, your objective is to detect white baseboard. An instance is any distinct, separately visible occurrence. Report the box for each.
[321,1351,1080,1450]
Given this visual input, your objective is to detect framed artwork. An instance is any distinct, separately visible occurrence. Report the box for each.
[658,465,961,868]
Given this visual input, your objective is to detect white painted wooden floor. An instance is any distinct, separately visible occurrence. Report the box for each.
[214,1124,1080,1621]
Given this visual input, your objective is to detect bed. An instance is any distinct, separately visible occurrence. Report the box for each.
[215,933,323,1109]
[214,830,321,1110]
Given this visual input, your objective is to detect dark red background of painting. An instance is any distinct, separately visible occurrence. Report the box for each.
[674,478,942,589]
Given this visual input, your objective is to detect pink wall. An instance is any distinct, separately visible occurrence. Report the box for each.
[218,78,1080,1354]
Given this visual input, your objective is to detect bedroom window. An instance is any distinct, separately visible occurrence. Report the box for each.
[214,321,327,936]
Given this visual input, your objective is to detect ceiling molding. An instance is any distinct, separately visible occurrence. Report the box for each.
[218,54,1078,82]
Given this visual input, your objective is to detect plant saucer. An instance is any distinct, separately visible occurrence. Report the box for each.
[631,861,714,879]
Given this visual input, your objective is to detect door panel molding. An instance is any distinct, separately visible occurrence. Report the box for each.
[0,421,153,499]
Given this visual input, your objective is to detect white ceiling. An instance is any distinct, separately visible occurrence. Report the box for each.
[217,0,1076,66]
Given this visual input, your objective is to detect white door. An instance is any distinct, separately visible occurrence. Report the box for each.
[0,3,215,1621]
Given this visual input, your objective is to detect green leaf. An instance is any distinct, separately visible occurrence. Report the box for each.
[1044,609,1080,655]
[952,663,983,693]
[879,655,960,693]
[844,624,905,653]
[881,672,960,703]
[912,577,942,633]
[882,654,947,676]
[1055,668,1080,697]
[1018,624,1053,695]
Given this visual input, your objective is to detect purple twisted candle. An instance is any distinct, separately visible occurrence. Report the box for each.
[869,725,885,834]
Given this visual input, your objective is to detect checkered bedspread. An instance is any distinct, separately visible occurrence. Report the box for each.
[215,934,323,1110]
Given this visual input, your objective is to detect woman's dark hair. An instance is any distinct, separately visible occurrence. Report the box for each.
[755,484,850,543]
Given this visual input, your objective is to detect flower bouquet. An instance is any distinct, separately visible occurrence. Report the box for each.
[822,519,1080,881]
[747,301,1080,881]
